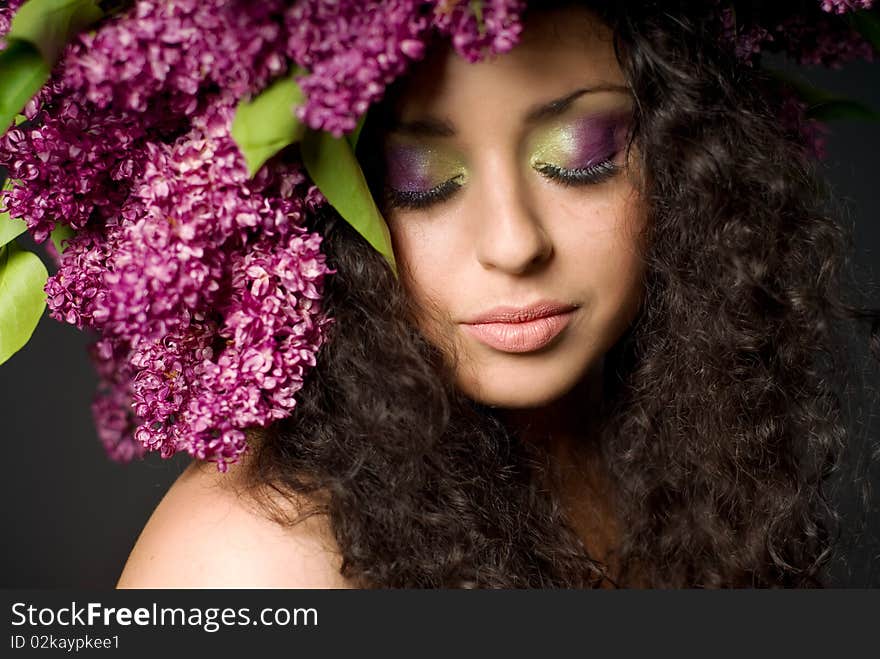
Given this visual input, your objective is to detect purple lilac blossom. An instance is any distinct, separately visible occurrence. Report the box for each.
[0,0,292,243]
[0,86,149,243]
[40,101,336,470]
[1,0,336,470]
[719,6,775,65]
[432,0,526,63]
[718,0,875,68]
[715,0,875,158]
[0,0,23,51]
[120,220,332,470]
[62,0,290,116]
[775,14,875,68]
[89,337,147,462]
[285,0,526,137]
[820,0,874,13]
[284,0,433,137]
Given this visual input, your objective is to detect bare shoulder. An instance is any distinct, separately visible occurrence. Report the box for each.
[116,458,352,589]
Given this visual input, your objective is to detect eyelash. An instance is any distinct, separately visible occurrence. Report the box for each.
[384,175,465,211]
[534,156,620,187]
[384,154,620,211]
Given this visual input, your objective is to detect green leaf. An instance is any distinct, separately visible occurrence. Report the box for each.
[0,211,28,249]
[0,0,105,134]
[765,67,880,123]
[0,241,48,365]
[0,40,51,135]
[231,74,307,177]
[9,0,103,63]
[347,112,367,151]
[301,128,397,277]
[50,223,74,255]
[804,98,880,122]
[849,9,880,54]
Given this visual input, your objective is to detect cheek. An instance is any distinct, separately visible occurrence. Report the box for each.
[550,183,647,324]
[387,219,462,339]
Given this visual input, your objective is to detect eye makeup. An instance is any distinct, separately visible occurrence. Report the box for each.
[381,105,633,211]
[527,109,632,186]
[383,141,468,210]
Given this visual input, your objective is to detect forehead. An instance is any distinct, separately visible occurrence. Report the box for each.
[391,6,625,122]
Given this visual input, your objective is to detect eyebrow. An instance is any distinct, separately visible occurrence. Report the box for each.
[389,83,631,137]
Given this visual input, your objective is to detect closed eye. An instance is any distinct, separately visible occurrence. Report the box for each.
[534,155,620,187]
[384,174,466,211]
[382,153,621,211]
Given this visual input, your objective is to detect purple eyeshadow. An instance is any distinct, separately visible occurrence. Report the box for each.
[530,109,633,173]
[565,113,631,169]
[384,143,434,192]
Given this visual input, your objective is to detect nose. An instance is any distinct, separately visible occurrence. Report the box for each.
[472,159,553,275]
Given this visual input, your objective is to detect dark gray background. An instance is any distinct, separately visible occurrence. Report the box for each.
[2,58,878,588]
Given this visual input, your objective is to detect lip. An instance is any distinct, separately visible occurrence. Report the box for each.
[461,301,577,354]
[463,300,578,324]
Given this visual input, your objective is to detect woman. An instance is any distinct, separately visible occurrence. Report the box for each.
[113,1,880,588]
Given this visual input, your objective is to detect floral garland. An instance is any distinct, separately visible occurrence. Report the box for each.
[0,0,876,471]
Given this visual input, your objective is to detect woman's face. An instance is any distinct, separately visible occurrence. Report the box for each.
[380,6,647,408]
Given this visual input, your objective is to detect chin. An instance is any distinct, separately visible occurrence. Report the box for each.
[457,361,588,409]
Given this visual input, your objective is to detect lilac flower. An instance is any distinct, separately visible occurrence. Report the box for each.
[0,90,148,243]
[432,0,526,63]
[776,14,875,68]
[115,224,333,471]
[719,6,775,65]
[285,0,432,137]
[820,0,875,13]
[0,0,23,50]
[0,0,292,243]
[48,147,335,471]
[44,225,118,329]
[38,90,335,468]
[62,0,291,117]
[0,0,340,469]
[285,0,525,137]
[94,103,254,341]
[89,337,147,463]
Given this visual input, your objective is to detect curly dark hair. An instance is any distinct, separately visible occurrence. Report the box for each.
[240,0,880,587]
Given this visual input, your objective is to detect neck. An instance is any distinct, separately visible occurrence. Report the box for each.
[499,357,621,580]
[500,355,606,454]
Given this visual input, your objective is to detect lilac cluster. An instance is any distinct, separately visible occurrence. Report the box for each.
[720,0,875,68]
[63,0,289,116]
[720,7,775,63]
[1,0,291,244]
[821,0,875,13]
[716,0,875,156]
[1,1,337,470]
[38,103,336,468]
[0,0,23,51]
[285,0,525,136]
[777,13,875,68]
[432,0,526,63]
[284,0,431,137]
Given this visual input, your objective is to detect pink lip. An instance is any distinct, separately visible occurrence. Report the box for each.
[461,301,577,354]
